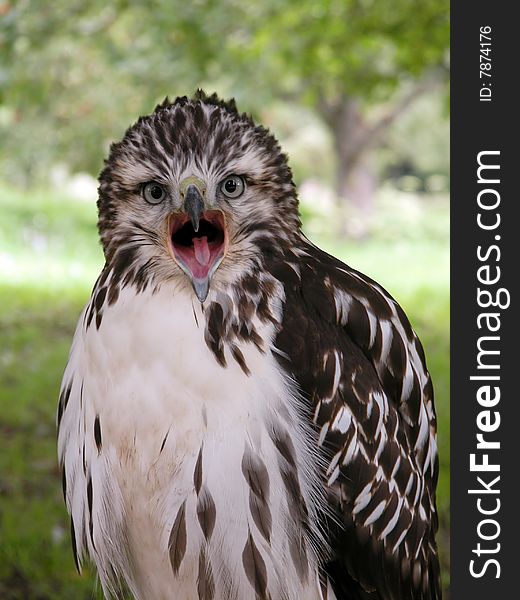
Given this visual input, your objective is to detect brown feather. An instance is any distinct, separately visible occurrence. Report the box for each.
[242,532,268,598]
[197,487,216,541]
[197,547,215,600]
[169,501,187,575]
[249,492,272,544]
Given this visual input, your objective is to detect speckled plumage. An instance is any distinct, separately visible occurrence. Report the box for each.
[58,91,440,600]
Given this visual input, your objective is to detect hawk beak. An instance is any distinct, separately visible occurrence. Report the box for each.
[184,184,204,233]
[169,178,227,303]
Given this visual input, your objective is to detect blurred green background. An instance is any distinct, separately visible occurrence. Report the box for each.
[0,1,449,599]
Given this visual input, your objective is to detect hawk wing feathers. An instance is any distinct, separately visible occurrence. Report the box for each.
[271,240,440,600]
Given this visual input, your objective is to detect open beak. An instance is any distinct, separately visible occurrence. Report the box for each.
[168,181,228,302]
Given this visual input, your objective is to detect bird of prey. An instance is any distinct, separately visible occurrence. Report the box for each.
[57,91,440,600]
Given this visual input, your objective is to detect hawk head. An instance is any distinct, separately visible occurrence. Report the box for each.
[97,91,301,301]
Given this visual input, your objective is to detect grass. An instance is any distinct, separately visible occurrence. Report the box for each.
[0,183,449,598]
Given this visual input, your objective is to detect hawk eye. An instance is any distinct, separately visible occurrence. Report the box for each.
[143,182,166,204]
[220,175,245,199]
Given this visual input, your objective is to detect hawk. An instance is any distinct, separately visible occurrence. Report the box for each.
[57,91,441,600]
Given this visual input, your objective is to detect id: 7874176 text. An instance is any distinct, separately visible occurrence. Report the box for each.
[480,26,492,102]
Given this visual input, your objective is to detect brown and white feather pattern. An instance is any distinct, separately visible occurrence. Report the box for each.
[58,271,328,600]
[270,241,440,599]
[57,93,440,600]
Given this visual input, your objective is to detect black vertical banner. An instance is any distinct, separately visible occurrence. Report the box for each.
[451,2,518,598]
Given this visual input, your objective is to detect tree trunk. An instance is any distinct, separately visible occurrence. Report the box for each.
[329,99,377,237]
[317,80,440,237]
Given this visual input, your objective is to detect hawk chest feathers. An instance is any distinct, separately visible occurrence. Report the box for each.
[59,282,326,600]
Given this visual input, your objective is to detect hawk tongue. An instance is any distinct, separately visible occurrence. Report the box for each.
[193,236,211,266]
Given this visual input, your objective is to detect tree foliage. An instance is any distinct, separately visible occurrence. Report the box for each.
[0,0,448,186]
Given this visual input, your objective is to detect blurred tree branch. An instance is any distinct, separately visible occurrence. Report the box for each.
[314,71,446,233]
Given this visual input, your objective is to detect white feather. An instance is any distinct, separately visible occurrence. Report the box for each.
[59,283,326,600]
